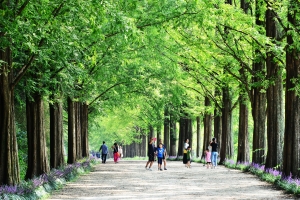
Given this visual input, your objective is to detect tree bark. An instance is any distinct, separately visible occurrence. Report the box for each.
[196,116,201,157]
[214,90,222,155]
[251,0,267,164]
[177,116,185,157]
[283,0,300,178]
[25,93,49,180]
[81,103,89,158]
[265,7,284,169]
[67,97,76,164]
[50,102,64,169]
[75,102,82,160]
[0,46,20,185]
[163,107,170,150]
[202,97,212,158]
[237,97,250,163]
[219,86,233,164]
[170,113,177,156]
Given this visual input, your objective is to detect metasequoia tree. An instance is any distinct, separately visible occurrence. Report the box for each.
[202,97,212,158]
[265,1,284,169]
[283,0,300,178]
[251,0,267,165]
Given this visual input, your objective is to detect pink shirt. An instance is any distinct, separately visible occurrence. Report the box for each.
[205,151,211,162]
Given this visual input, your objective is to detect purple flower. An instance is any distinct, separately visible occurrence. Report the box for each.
[266,168,281,176]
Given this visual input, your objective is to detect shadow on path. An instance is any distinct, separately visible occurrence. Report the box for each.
[49,160,293,200]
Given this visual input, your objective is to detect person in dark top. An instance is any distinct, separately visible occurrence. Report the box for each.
[210,138,218,168]
[112,142,119,163]
[145,138,155,171]
[99,141,108,163]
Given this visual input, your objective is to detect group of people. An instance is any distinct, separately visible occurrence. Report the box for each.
[99,137,218,169]
[99,141,123,164]
[183,138,218,169]
[145,138,168,171]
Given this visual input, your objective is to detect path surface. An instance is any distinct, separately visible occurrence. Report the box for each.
[49,160,294,200]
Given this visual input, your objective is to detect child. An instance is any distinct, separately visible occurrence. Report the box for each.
[205,148,212,169]
[156,143,165,171]
[186,146,192,168]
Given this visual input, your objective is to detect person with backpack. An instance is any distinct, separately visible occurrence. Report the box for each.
[99,141,108,163]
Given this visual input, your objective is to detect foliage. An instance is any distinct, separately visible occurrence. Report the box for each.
[0,158,97,200]
[16,129,28,180]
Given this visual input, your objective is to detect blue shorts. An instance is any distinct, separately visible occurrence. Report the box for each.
[157,157,163,164]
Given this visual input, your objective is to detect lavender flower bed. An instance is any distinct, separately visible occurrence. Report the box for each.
[0,158,97,200]
[224,159,300,196]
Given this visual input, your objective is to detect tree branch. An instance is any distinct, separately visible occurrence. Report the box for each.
[89,82,127,106]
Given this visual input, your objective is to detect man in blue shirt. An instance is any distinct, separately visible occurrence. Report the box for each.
[99,141,108,163]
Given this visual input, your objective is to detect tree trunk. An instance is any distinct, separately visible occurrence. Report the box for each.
[75,102,82,160]
[157,125,162,143]
[283,0,300,178]
[251,0,267,165]
[177,116,186,157]
[163,107,170,150]
[67,97,76,164]
[219,86,233,164]
[25,93,49,180]
[187,118,193,150]
[196,116,201,157]
[50,102,64,169]
[214,90,222,155]
[265,7,284,169]
[237,97,250,163]
[170,114,177,156]
[0,46,20,185]
[202,97,212,158]
[142,133,147,157]
[81,103,89,158]
[149,125,154,138]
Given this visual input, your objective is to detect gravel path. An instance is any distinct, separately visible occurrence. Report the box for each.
[48,160,295,200]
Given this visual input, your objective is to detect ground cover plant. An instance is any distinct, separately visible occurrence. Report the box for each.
[224,159,300,196]
[0,158,97,200]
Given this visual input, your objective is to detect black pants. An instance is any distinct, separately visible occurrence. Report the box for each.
[102,154,107,163]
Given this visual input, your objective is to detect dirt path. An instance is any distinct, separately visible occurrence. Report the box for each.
[49,160,294,200]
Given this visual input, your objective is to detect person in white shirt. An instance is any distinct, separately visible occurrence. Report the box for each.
[183,138,189,167]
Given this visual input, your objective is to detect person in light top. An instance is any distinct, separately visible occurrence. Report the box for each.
[183,138,189,167]
[205,147,212,169]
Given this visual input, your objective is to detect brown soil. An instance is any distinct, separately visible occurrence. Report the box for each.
[48,160,296,200]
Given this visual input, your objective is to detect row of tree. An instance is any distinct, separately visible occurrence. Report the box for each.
[1,0,300,186]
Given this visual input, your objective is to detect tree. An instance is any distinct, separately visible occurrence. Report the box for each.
[283,0,300,178]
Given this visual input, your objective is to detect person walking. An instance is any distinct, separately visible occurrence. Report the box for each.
[118,146,123,159]
[210,138,218,168]
[183,138,189,167]
[186,146,192,168]
[145,138,155,171]
[156,143,165,171]
[99,141,108,163]
[159,139,167,170]
[112,142,119,163]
